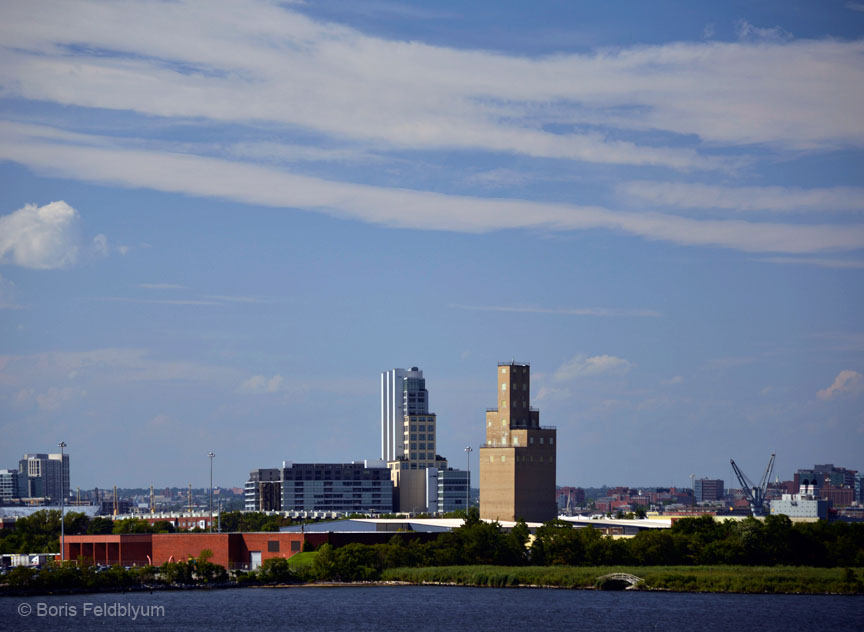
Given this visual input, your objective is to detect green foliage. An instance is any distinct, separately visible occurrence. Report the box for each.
[112,518,156,534]
[258,557,298,583]
[218,511,292,532]
[86,517,114,535]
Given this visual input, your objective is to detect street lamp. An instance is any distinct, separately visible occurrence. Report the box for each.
[464,446,473,514]
[208,452,215,533]
[690,473,695,509]
[58,441,67,563]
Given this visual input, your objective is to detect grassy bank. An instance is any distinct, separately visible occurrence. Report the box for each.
[381,565,864,594]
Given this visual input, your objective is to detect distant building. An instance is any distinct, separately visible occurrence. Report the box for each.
[244,468,282,512]
[479,362,557,522]
[694,478,725,502]
[557,487,585,513]
[436,469,470,513]
[770,482,828,520]
[244,462,394,514]
[0,469,19,503]
[794,464,858,508]
[18,453,69,503]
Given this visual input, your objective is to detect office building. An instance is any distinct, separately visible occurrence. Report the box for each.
[381,367,429,462]
[244,462,394,514]
[18,453,69,502]
[770,481,828,520]
[0,469,19,503]
[694,478,725,503]
[479,362,557,522]
[436,468,470,513]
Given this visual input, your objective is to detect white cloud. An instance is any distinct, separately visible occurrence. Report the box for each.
[0,201,81,269]
[238,374,286,394]
[619,182,864,213]
[817,370,864,400]
[0,1,861,158]
[3,123,864,254]
[845,2,864,13]
[553,354,634,381]
[34,386,87,411]
[662,376,684,385]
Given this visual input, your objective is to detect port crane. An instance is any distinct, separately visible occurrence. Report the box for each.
[730,453,775,516]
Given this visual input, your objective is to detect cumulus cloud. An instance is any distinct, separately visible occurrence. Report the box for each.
[0,201,81,269]
[817,370,864,400]
[553,354,634,381]
[238,374,286,394]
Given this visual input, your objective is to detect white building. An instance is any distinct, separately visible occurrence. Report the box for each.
[770,483,828,520]
[381,367,429,462]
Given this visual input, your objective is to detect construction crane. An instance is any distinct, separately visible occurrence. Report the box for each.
[730,453,775,516]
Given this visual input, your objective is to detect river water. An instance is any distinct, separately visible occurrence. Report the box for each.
[2,585,862,631]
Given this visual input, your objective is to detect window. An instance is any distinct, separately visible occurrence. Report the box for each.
[550,438,554,445]
[268,540,279,552]
[501,455,506,462]
[502,383,507,390]
[540,437,544,445]
[529,437,534,444]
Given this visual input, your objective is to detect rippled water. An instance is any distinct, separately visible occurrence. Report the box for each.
[2,585,862,631]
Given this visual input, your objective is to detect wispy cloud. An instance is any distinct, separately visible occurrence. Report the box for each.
[450,304,661,317]
[619,182,864,213]
[0,0,862,161]
[0,273,23,310]
[554,354,634,381]
[138,283,186,290]
[3,123,863,254]
[754,257,864,269]
[845,2,864,13]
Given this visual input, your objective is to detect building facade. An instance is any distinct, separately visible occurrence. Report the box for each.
[381,367,429,462]
[17,453,69,502]
[437,468,470,513]
[244,462,394,514]
[694,478,725,502]
[479,362,557,522]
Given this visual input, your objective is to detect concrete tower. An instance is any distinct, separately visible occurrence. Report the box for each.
[479,362,557,522]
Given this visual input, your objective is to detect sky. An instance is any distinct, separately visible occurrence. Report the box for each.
[0,0,862,491]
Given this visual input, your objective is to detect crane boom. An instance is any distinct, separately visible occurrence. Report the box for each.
[730,453,775,516]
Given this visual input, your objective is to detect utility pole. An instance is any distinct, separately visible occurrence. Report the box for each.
[58,441,66,563]
[464,446,473,513]
[208,452,215,533]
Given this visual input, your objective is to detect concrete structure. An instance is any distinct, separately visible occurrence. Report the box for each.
[244,462,394,514]
[479,362,557,522]
[694,478,725,503]
[18,453,69,503]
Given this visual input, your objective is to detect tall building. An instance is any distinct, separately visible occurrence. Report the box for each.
[0,469,19,503]
[479,362,557,522]
[694,478,725,502]
[18,453,69,502]
[381,367,429,462]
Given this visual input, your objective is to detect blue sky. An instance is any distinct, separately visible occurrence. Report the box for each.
[1,0,862,490]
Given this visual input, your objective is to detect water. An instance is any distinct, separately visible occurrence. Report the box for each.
[2,586,862,631]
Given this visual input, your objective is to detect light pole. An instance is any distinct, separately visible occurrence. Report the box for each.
[690,473,695,509]
[464,446,472,514]
[208,452,215,533]
[58,441,67,563]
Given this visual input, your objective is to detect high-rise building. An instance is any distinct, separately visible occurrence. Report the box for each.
[381,367,429,462]
[479,362,557,522]
[18,453,69,502]
[694,478,725,502]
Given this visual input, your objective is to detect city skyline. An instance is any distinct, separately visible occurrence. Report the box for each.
[0,1,862,489]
